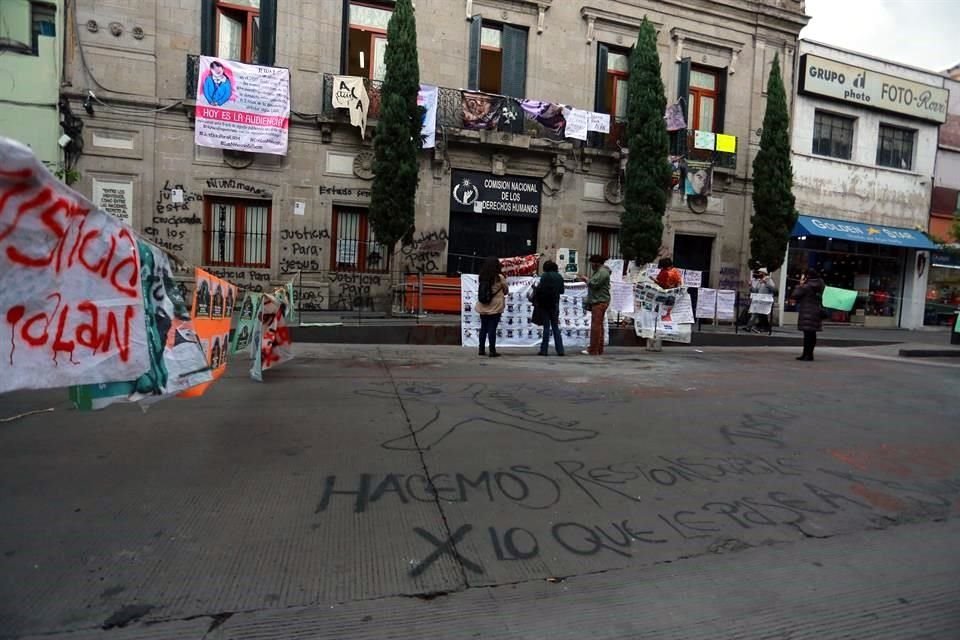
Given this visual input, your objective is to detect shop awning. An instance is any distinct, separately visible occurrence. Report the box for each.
[791,215,938,250]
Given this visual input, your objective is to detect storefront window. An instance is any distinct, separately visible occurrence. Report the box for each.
[785,237,905,323]
[924,251,960,325]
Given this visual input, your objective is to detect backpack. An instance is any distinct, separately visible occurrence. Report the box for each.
[478,278,494,305]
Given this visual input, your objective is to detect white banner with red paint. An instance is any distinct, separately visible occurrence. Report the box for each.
[194,56,290,156]
[249,293,293,382]
[0,138,149,394]
[499,254,540,277]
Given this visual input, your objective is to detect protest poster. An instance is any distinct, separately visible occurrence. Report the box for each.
[499,254,540,277]
[419,84,438,148]
[231,292,262,354]
[563,108,589,140]
[631,282,694,343]
[194,56,291,155]
[610,281,635,314]
[681,270,702,288]
[179,268,237,397]
[717,289,737,320]
[696,288,718,320]
[587,112,611,133]
[461,275,606,348]
[0,138,150,394]
[823,286,858,312]
[70,240,211,409]
[250,292,293,382]
[748,293,775,315]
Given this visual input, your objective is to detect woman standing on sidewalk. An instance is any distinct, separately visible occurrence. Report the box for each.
[536,260,565,356]
[792,268,825,361]
[476,256,508,357]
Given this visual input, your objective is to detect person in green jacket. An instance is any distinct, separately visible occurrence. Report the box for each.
[535,260,565,356]
[580,254,611,355]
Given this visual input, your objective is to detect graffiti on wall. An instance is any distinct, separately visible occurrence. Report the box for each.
[400,229,448,273]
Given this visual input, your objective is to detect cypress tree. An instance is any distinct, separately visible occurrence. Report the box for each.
[620,17,671,266]
[750,53,796,272]
[369,0,422,266]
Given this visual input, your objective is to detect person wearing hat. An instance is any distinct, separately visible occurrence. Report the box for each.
[747,267,778,333]
[791,268,825,361]
[579,255,611,355]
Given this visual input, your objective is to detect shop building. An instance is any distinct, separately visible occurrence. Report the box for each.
[926,73,960,326]
[784,40,947,329]
[62,0,807,311]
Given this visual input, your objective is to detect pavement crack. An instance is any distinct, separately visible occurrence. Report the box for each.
[204,612,233,634]
[376,348,472,588]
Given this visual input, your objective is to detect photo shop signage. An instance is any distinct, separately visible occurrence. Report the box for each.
[799,54,948,124]
[450,170,541,218]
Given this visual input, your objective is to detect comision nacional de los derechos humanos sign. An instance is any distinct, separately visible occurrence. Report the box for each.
[799,54,948,124]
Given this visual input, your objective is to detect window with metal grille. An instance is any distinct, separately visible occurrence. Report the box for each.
[204,198,271,267]
[876,124,915,170]
[332,207,389,272]
[587,226,621,261]
[812,111,854,159]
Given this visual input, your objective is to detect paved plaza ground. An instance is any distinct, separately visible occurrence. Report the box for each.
[1,344,958,638]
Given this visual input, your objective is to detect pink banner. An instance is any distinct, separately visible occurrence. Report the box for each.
[499,254,540,277]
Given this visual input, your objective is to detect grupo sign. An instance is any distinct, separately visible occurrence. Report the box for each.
[799,54,948,124]
[450,169,541,218]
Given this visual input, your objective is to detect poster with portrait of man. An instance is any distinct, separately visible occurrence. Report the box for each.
[685,160,713,197]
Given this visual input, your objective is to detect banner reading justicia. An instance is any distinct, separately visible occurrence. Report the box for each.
[194,56,291,156]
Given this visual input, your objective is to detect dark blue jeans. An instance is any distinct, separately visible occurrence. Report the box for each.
[539,312,564,355]
[479,313,501,353]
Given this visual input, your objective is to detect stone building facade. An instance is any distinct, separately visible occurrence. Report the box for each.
[63,0,808,311]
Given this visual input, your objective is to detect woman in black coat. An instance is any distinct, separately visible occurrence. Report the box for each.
[792,268,825,361]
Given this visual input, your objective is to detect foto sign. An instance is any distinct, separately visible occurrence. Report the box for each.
[799,54,948,124]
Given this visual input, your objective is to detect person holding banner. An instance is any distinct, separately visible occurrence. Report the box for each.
[476,256,509,358]
[791,268,825,361]
[580,255,611,356]
[536,260,565,356]
[747,268,778,333]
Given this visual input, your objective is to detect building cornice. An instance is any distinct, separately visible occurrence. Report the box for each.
[581,7,662,44]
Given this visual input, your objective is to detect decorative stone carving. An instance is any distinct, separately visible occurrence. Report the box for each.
[353,151,375,180]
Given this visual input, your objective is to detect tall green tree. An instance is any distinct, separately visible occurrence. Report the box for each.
[750,53,796,272]
[369,0,422,266]
[620,17,671,266]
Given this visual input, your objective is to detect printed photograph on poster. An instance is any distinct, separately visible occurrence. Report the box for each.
[225,286,236,317]
[210,336,223,369]
[212,282,225,318]
[220,332,231,365]
[685,161,713,196]
[195,277,212,317]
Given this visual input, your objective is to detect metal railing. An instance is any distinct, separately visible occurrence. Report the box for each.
[321,73,383,121]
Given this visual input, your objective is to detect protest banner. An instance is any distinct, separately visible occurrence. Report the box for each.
[748,293,775,315]
[250,292,293,382]
[179,268,237,397]
[499,254,540,277]
[610,281,636,314]
[631,282,694,343]
[194,56,291,155]
[70,240,211,409]
[696,288,718,320]
[0,138,150,394]
[231,292,262,354]
[460,275,606,348]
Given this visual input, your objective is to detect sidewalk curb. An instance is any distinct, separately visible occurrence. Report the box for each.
[898,348,960,358]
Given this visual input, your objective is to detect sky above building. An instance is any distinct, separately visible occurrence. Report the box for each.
[802,0,960,72]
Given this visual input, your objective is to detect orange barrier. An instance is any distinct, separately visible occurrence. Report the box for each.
[405,275,462,314]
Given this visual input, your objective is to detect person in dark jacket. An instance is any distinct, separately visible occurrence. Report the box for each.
[536,260,565,356]
[792,268,825,361]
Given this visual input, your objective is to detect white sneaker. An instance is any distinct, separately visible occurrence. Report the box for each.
[580,350,591,355]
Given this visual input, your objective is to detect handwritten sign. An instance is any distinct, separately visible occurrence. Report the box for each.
[0,138,149,393]
[194,56,291,155]
[587,112,611,133]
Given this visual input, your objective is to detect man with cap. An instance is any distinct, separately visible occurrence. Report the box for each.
[747,267,778,333]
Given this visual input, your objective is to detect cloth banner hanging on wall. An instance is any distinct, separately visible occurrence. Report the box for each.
[685,160,713,197]
[194,56,291,155]
[331,75,370,138]
[70,240,212,409]
[462,93,524,133]
[461,275,607,348]
[520,100,566,137]
[0,138,150,394]
[419,84,439,148]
